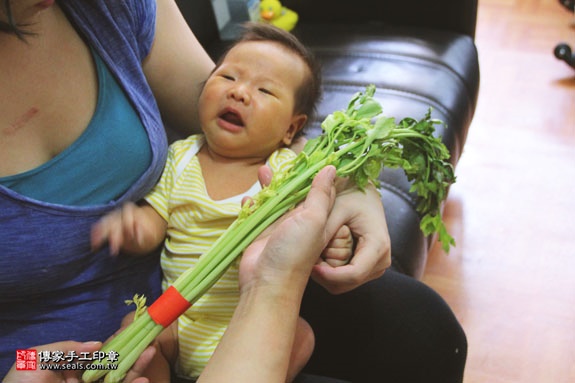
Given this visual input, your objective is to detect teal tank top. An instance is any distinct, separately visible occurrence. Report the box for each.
[0,48,152,205]
[0,1,166,378]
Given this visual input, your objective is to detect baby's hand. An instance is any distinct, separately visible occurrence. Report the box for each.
[91,202,141,256]
[91,202,166,256]
[321,225,354,267]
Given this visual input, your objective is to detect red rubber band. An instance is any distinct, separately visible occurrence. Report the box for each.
[148,286,191,327]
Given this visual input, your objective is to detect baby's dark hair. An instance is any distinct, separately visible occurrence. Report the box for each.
[216,22,322,137]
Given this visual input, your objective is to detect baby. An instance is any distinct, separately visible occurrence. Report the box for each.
[92,23,353,382]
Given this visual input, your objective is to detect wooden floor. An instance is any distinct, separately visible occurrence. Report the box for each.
[422,0,575,382]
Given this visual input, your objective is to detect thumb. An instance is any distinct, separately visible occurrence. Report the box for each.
[257,165,273,187]
[303,165,337,216]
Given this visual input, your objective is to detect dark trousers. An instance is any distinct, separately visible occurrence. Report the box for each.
[172,270,466,383]
[300,270,467,382]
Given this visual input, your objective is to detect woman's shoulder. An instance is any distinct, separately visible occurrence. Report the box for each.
[60,0,156,23]
[59,0,157,59]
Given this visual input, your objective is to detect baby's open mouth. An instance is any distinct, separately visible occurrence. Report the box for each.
[219,110,244,127]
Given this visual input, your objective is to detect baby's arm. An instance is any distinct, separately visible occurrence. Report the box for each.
[321,224,354,267]
[91,201,167,256]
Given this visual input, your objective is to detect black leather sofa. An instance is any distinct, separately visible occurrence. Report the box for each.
[175,0,480,279]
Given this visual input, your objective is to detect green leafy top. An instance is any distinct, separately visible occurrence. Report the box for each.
[242,84,456,251]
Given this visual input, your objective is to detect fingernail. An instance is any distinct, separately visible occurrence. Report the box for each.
[327,166,336,182]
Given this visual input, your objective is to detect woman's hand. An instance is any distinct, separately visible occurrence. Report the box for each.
[4,340,154,383]
[241,166,338,292]
[256,167,391,295]
[311,183,391,295]
[4,341,100,383]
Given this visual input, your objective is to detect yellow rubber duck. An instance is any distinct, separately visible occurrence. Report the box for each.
[259,0,298,32]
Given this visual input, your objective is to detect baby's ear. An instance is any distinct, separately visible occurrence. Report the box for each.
[283,114,307,146]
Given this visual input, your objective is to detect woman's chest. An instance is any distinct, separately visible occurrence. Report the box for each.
[0,10,98,177]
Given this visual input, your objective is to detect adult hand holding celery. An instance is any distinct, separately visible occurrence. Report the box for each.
[82,85,455,383]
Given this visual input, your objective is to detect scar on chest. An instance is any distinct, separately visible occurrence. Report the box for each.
[3,107,39,135]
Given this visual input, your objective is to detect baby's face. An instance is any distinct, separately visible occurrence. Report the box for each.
[198,40,308,160]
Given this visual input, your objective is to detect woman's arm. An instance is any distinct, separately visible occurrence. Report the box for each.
[143,0,215,136]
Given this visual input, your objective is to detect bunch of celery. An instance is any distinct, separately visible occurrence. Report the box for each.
[82,85,455,383]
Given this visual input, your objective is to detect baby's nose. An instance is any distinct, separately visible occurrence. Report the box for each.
[229,85,251,104]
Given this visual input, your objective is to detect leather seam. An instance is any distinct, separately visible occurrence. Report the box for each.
[315,48,475,108]
[323,82,451,117]
[378,181,419,213]
[315,48,476,120]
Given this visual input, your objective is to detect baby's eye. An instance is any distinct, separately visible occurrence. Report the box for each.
[220,74,235,81]
[258,88,274,96]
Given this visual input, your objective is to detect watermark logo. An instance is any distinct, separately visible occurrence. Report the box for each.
[16,350,36,371]
[15,349,119,371]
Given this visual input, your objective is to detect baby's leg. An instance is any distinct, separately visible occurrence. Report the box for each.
[115,313,178,382]
[141,321,179,383]
[287,316,315,383]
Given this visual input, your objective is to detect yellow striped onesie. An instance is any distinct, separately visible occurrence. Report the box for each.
[144,134,296,379]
